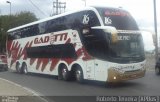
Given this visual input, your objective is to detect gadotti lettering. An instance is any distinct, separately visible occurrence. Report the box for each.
[51,33,68,42]
[34,36,49,44]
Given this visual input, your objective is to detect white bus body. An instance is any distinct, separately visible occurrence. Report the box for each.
[7,7,146,82]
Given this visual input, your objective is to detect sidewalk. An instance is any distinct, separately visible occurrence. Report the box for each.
[0,78,47,102]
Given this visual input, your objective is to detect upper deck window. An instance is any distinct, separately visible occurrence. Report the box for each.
[96,7,139,30]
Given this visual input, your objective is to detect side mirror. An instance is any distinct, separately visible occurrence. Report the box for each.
[103,26,118,43]
[91,26,118,43]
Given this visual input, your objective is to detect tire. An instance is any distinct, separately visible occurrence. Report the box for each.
[75,66,84,83]
[21,63,28,74]
[155,66,160,75]
[60,65,70,81]
[16,62,21,73]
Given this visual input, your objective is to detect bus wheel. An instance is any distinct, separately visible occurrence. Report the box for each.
[22,63,28,74]
[16,62,21,73]
[155,67,160,75]
[60,65,70,81]
[75,66,84,83]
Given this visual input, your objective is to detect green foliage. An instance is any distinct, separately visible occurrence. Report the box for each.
[0,11,38,53]
[10,11,38,28]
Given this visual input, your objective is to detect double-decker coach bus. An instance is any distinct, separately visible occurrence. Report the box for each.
[7,7,146,83]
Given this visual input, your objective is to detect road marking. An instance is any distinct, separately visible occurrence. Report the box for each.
[0,78,49,102]
[146,69,155,72]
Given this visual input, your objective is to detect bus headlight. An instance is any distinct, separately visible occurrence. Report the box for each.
[113,76,117,80]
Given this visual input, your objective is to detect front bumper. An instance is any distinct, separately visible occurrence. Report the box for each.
[107,68,146,82]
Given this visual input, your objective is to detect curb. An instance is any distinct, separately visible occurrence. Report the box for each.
[0,78,48,102]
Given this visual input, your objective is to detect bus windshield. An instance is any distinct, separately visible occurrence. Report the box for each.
[87,28,145,63]
[109,32,144,59]
[84,7,145,63]
[96,7,139,30]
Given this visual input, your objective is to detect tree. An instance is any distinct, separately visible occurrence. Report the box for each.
[10,11,38,28]
[0,11,38,53]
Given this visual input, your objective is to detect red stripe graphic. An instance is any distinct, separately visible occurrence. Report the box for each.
[9,33,93,72]
[9,41,33,67]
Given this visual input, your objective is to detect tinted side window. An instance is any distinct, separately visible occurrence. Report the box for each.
[46,16,67,33]
[21,26,35,37]
[39,22,47,34]
[8,10,101,41]
[26,44,77,58]
[87,11,100,27]
[71,11,100,28]
[8,24,39,40]
[66,13,82,29]
[8,31,20,40]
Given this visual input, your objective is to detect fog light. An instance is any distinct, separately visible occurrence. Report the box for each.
[113,76,116,80]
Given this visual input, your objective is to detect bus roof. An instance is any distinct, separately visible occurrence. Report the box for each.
[7,7,100,33]
[7,6,126,33]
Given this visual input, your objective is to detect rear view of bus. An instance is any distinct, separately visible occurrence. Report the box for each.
[88,7,145,82]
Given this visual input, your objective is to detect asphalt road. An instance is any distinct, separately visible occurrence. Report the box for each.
[0,70,159,102]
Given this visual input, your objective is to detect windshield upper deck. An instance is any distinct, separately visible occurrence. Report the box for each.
[95,7,139,30]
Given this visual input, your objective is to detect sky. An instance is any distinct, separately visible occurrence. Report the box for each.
[141,31,155,51]
[0,0,159,31]
[0,0,159,51]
